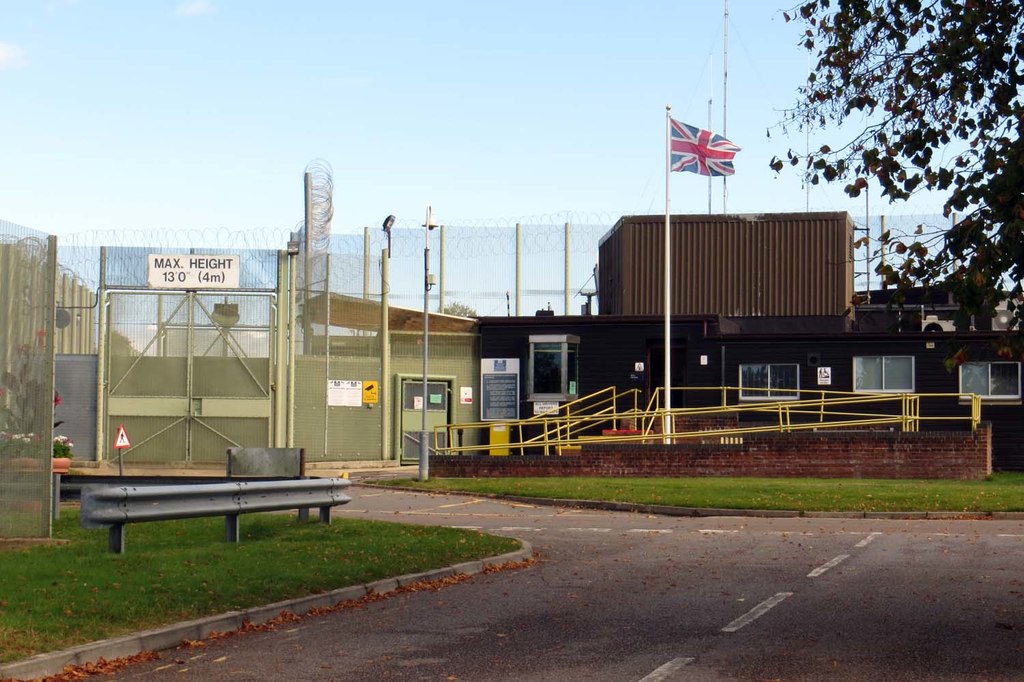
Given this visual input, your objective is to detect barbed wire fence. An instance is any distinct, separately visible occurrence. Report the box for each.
[51,207,956,316]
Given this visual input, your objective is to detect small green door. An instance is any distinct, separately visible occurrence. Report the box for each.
[398,379,450,462]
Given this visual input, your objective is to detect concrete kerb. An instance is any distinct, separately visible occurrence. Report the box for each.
[0,542,532,682]
[354,481,1024,521]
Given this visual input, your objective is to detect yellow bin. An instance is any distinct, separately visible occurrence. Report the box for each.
[488,423,510,456]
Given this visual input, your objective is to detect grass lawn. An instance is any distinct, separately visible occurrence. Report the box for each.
[380,472,1024,513]
[0,512,521,663]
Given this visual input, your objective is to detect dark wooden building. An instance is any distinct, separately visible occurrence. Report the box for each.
[599,212,853,316]
[476,210,1023,471]
[478,313,1023,470]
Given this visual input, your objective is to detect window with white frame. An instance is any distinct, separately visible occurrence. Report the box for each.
[959,362,1021,401]
[527,334,579,401]
[739,363,799,400]
[853,356,915,392]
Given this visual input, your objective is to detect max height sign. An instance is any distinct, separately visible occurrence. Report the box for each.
[148,254,240,289]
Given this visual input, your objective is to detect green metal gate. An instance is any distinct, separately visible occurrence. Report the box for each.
[103,291,277,465]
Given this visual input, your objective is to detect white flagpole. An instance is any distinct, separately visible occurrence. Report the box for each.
[663,105,673,443]
[722,0,730,213]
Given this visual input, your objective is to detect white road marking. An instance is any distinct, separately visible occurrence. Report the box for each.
[628,529,674,534]
[566,527,612,533]
[855,532,882,548]
[638,656,695,681]
[497,526,545,532]
[722,592,793,633]
[402,511,509,518]
[807,554,850,578]
[434,500,484,509]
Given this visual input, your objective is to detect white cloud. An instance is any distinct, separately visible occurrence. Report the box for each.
[0,42,27,70]
[175,0,214,17]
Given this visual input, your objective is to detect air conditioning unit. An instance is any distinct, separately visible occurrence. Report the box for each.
[993,304,1014,331]
[921,314,955,332]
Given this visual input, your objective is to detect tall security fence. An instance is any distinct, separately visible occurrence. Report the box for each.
[1,221,57,538]
[53,222,614,466]
[41,210,953,469]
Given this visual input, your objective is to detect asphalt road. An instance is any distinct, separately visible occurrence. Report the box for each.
[94,486,1024,681]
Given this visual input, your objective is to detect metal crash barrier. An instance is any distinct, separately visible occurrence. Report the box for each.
[80,478,351,554]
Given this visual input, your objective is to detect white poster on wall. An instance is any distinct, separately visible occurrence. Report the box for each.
[327,379,363,407]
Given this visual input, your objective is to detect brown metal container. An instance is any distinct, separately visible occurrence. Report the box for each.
[598,212,853,316]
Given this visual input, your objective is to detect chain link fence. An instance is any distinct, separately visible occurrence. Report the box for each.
[1,221,57,538]
[44,210,953,466]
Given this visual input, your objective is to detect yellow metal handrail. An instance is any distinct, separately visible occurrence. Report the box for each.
[434,386,983,457]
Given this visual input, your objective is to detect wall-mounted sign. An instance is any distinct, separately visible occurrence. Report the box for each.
[362,380,379,404]
[533,401,559,415]
[328,379,362,407]
[481,358,519,421]
[148,254,240,289]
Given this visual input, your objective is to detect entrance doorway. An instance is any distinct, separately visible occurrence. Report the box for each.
[645,342,686,408]
[397,378,451,462]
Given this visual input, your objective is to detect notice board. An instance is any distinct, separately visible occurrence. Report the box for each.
[480,358,520,421]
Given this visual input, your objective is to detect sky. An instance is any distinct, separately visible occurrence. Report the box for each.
[0,1,949,238]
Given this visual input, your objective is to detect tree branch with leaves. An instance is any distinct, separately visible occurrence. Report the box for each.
[774,0,1024,355]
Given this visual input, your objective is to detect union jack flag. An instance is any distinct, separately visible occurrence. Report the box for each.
[670,119,741,176]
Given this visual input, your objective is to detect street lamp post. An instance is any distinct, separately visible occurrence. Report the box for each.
[421,205,437,481]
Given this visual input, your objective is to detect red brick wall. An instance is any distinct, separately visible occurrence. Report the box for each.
[431,424,992,480]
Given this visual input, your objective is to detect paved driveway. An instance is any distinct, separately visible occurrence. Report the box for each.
[96,486,1024,681]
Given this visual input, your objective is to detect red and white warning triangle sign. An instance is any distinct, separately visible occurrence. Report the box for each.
[114,424,131,449]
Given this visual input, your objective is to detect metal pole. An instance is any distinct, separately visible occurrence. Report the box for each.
[96,247,108,464]
[515,223,522,316]
[722,0,730,213]
[880,215,888,289]
[185,292,195,465]
[363,226,370,301]
[58,272,68,354]
[708,56,713,214]
[303,172,313,354]
[323,253,331,458]
[380,248,391,460]
[865,190,871,302]
[287,251,297,448]
[439,224,446,313]
[274,251,289,446]
[664,106,673,443]
[564,222,571,315]
[47,235,58,529]
[420,205,433,481]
